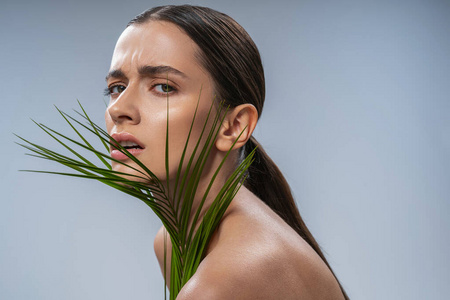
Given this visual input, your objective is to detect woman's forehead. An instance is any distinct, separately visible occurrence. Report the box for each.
[110,21,200,74]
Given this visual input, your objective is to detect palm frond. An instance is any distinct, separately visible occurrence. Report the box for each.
[16,94,255,299]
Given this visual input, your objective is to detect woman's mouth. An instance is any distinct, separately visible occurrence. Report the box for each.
[110,132,145,161]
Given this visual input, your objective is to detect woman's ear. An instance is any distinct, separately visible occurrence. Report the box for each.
[215,104,258,152]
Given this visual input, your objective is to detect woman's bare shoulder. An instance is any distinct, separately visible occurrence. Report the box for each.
[177,188,344,299]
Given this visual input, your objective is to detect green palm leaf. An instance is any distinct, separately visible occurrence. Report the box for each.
[16,93,255,299]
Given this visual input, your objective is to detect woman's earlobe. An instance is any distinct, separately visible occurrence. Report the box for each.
[215,104,258,152]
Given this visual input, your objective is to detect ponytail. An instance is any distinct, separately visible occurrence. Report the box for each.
[244,136,349,299]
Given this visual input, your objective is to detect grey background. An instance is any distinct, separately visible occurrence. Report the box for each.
[1,0,449,299]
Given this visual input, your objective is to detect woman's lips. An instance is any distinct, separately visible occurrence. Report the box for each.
[110,148,144,161]
[110,132,145,161]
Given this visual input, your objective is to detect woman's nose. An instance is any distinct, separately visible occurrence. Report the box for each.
[106,86,141,125]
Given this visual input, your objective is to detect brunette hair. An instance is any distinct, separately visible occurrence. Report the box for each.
[127,5,348,298]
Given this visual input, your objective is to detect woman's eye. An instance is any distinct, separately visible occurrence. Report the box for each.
[104,84,126,96]
[154,84,175,94]
[111,85,126,94]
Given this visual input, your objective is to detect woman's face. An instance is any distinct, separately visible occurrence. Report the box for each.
[105,21,216,181]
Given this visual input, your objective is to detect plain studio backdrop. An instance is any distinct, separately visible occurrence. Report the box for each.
[1,0,449,299]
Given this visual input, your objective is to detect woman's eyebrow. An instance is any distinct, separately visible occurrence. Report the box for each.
[138,65,187,79]
[105,65,187,82]
[105,69,126,82]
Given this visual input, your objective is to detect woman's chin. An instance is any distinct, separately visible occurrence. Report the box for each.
[111,163,153,184]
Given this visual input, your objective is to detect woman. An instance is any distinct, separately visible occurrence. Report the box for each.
[104,5,348,299]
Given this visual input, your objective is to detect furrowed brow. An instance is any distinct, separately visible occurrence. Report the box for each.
[138,65,187,79]
[105,65,187,82]
[105,69,126,82]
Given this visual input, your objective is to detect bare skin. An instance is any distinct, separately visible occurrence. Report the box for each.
[155,187,345,300]
[105,19,345,300]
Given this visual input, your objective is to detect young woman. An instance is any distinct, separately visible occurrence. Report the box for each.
[104,5,348,299]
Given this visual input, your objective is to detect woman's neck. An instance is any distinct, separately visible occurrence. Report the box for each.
[163,149,237,238]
